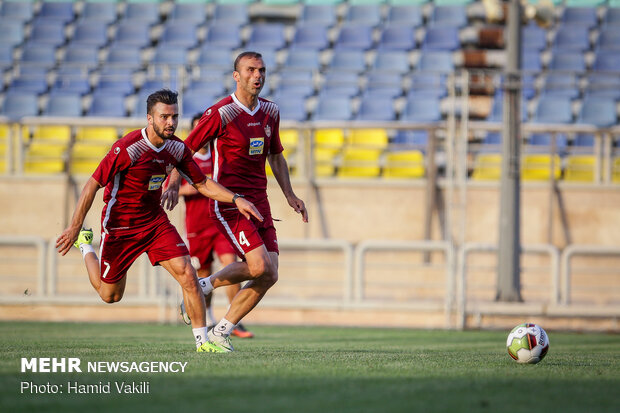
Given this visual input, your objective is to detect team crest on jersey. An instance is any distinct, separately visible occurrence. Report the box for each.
[206,109,212,116]
[249,137,264,155]
[114,147,121,155]
[148,175,166,190]
[264,125,271,138]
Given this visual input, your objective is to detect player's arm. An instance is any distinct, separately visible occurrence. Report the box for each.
[161,167,184,210]
[193,178,263,222]
[55,177,102,255]
[268,152,308,223]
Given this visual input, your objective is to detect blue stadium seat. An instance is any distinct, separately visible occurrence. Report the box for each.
[328,50,367,72]
[43,93,82,117]
[62,46,99,67]
[522,51,542,72]
[312,95,353,121]
[533,96,573,124]
[20,44,57,69]
[38,1,75,24]
[1,18,25,48]
[275,96,307,121]
[542,73,581,99]
[70,21,108,47]
[365,72,403,99]
[285,49,321,71]
[377,25,416,51]
[356,97,397,121]
[592,51,620,71]
[181,90,215,119]
[596,27,620,52]
[185,79,226,98]
[159,24,199,48]
[195,48,232,72]
[1,92,39,120]
[245,24,287,50]
[94,77,135,97]
[290,25,330,51]
[604,7,620,26]
[548,51,586,72]
[80,1,117,25]
[527,133,568,155]
[202,23,242,49]
[552,26,591,52]
[561,7,598,29]
[408,72,447,98]
[345,4,382,26]
[429,6,467,28]
[333,24,374,51]
[7,75,48,95]
[577,96,617,127]
[87,94,126,117]
[392,130,429,150]
[0,44,14,70]
[29,23,66,47]
[105,47,143,67]
[417,51,454,72]
[299,4,337,27]
[386,5,423,27]
[112,23,151,47]
[487,93,528,122]
[0,1,34,23]
[121,2,160,25]
[422,27,460,51]
[371,50,411,74]
[211,4,248,25]
[521,23,547,53]
[400,94,442,122]
[51,75,91,96]
[584,73,620,99]
[573,133,594,149]
[168,2,207,24]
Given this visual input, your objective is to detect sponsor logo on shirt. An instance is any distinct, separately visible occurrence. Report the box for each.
[152,159,165,163]
[247,122,261,126]
[249,137,264,155]
[148,175,166,191]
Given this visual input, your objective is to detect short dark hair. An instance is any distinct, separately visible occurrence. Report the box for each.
[146,89,178,115]
[191,112,202,126]
[233,51,263,72]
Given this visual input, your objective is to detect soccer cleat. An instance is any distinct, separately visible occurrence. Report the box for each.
[179,301,191,325]
[196,342,221,353]
[207,329,234,353]
[231,323,254,339]
[73,228,93,248]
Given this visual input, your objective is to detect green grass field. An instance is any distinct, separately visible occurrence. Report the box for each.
[0,322,618,413]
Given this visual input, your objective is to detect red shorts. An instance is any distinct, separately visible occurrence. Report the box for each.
[99,221,189,284]
[212,198,278,258]
[187,221,236,270]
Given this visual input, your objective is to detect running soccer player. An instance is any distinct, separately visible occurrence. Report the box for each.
[163,52,308,352]
[55,89,262,352]
[178,113,254,338]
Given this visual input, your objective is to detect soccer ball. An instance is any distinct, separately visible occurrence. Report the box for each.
[506,323,549,364]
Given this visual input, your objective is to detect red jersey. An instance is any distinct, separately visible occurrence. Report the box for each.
[182,150,212,236]
[93,128,205,235]
[185,94,283,204]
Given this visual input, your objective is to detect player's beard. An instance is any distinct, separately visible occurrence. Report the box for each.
[153,123,176,140]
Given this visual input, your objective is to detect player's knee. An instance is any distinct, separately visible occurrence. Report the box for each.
[100,293,122,304]
[178,267,201,293]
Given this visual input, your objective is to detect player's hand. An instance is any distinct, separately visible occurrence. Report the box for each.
[161,185,179,211]
[287,195,308,223]
[55,226,80,256]
[236,198,264,222]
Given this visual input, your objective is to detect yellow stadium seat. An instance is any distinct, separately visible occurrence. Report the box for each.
[265,148,294,177]
[26,142,67,158]
[348,129,389,149]
[75,127,119,144]
[337,147,382,178]
[24,159,65,174]
[0,124,9,141]
[612,158,620,183]
[314,147,338,177]
[71,142,111,175]
[315,129,345,150]
[383,150,425,179]
[564,155,596,183]
[472,153,502,181]
[31,125,71,143]
[0,143,6,174]
[279,129,299,150]
[522,154,561,181]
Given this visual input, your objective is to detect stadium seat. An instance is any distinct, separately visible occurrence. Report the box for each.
[409,72,447,98]
[314,147,338,177]
[533,96,573,124]
[422,27,461,51]
[548,52,586,72]
[185,79,226,98]
[202,23,243,49]
[121,2,160,25]
[348,129,390,149]
[112,22,151,47]
[7,76,49,95]
[71,142,111,175]
[28,23,66,47]
[337,147,382,178]
[80,1,117,25]
[75,127,119,144]
[63,46,100,68]
[87,94,127,117]
[43,94,83,117]
[430,6,468,28]
[378,26,416,51]
[522,154,562,181]
[592,51,620,72]
[284,49,321,71]
[290,25,330,51]
[596,28,620,52]
[417,51,454,72]
[314,129,345,150]
[392,130,429,151]
[527,133,568,156]
[94,77,135,97]
[105,47,143,67]
[181,90,215,119]
[577,97,617,127]
[277,97,308,122]
[328,50,367,72]
[521,51,542,72]
[312,96,353,121]
[383,150,425,179]
[386,5,423,27]
[299,5,337,27]
[0,1,34,23]
[345,4,382,26]
[584,73,620,99]
[371,50,411,74]
[472,153,502,180]
[211,4,248,25]
[612,158,620,183]
[552,26,591,52]
[560,7,598,29]
[365,72,403,99]
[541,73,580,99]
[333,24,374,51]
[152,47,188,66]
[20,44,57,69]
[521,23,547,53]
[38,2,75,24]
[2,19,23,48]
[564,155,596,182]
[604,7,620,26]
[1,92,39,120]
[70,21,109,47]
[159,24,199,48]
[400,95,442,122]
[355,98,397,121]
[168,2,208,24]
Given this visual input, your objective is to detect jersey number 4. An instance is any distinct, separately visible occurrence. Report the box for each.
[238,231,250,247]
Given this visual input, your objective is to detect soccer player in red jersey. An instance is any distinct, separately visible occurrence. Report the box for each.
[55,89,262,352]
[163,52,308,352]
[178,113,254,338]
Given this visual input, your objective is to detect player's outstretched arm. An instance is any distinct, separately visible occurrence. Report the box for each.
[56,177,102,256]
[193,178,264,222]
[161,168,182,211]
[268,152,308,223]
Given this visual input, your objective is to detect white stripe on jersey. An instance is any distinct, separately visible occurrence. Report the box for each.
[99,232,105,259]
[261,101,279,119]
[218,103,243,127]
[126,138,151,164]
[102,173,121,234]
[166,140,185,163]
[211,136,245,256]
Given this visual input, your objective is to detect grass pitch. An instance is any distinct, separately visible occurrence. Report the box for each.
[0,322,618,413]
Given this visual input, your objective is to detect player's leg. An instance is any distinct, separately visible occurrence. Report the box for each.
[218,252,255,338]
